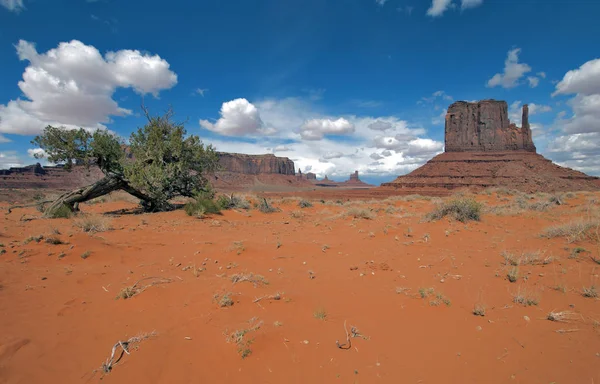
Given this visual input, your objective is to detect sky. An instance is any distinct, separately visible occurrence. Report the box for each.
[1,0,599,186]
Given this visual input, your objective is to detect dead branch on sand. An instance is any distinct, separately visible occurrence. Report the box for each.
[116,277,172,299]
[100,331,157,373]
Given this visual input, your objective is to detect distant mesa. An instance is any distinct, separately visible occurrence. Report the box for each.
[382,99,600,193]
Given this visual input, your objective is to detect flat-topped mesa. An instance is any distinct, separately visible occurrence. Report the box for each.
[216,152,295,175]
[445,99,536,152]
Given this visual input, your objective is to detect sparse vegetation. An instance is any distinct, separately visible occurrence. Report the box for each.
[217,194,251,210]
[23,234,44,244]
[184,190,221,218]
[227,317,262,359]
[257,198,279,213]
[547,310,577,322]
[426,196,482,223]
[81,250,91,259]
[74,215,112,233]
[540,220,599,243]
[345,207,375,220]
[299,199,313,208]
[230,273,269,287]
[473,303,486,316]
[582,285,598,298]
[215,292,234,307]
[313,308,327,320]
[507,267,519,282]
[513,289,539,306]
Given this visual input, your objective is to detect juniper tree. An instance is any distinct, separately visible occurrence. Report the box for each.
[31,108,219,217]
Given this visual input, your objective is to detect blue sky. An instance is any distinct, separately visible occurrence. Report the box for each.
[1,0,599,185]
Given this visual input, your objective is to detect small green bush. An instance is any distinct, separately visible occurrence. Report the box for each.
[257,198,279,213]
[47,204,74,219]
[427,197,482,223]
[217,194,251,210]
[185,195,221,218]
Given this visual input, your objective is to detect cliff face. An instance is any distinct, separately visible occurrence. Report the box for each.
[217,153,295,175]
[445,100,536,152]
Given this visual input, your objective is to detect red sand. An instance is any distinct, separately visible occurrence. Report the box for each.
[1,192,599,383]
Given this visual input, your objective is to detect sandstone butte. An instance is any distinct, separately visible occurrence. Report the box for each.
[381,99,600,194]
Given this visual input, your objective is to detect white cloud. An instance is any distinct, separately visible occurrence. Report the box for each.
[487,48,532,89]
[527,76,539,88]
[0,40,177,138]
[1,0,24,13]
[200,98,275,136]
[419,90,453,104]
[461,0,483,9]
[547,132,600,175]
[508,101,551,126]
[552,59,600,134]
[300,118,354,140]
[537,72,546,79]
[27,148,46,158]
[427,0,452,17]
[0,151,23,169]
[368,120,394,131]
[274,145,292,152]
[553,58,600,96]
[375,0,388,6]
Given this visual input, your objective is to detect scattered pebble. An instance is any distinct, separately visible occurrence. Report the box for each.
[476,326,482,331]
[184,337,192,340]
[524,316,530,322]
[440,279,445,283]
[302,340,309,344]
[41,277,47,280]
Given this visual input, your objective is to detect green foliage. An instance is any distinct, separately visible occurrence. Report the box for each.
[124,109,219,210]
[185,194,221,218]
[47,204,74,219]
[427,197,482,223]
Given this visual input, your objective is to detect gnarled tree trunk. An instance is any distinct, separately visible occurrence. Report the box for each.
[43,175,161,217]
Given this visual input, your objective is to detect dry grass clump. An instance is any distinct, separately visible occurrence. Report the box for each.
[501,250,555,266]
[298,199,313,208]
[80,250,91,259]
[227,317,263,359]
[313,308,327,320]
[547,310,578,322]
[426,196,482,223]
[507,267,519,282]
[23,234,44,244]
[230,273,269,287]
[257,198,279,213]
[214,292,234,307]
[345,207,376,220]
[45,235,65,245]
[540,220,599,243]
[473,303,486,316]
[582,285,598,298]
[418,287,451,306]
[513,288,539,306]
[289,210,305,219]
[74,214,112,233]
[217,194,251,210]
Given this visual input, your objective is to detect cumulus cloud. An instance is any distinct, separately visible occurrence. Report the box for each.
[274,145,292,152]
[546,132,600,175]
[1,0,24,13]
[552,58,600,134]
[200,98,275,136]
[300,118,354,140]
[370,153,384,160]
[375,0,388,6]
[461,0,483,9]
[508,101,551,126]
[320,151,344,160]
[0,151,23,169]
[553,58,600,97]
[427,0,453,17]
[195,88,208,97]
[419,90,453,104]
[0,40,177,138]
[487,48,532,89]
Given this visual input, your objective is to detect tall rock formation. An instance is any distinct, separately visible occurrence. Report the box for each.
[445,100,535,152]
[382,99,600,194]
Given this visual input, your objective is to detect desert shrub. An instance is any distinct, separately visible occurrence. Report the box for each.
[185,195,221,218]
[299,199,313,208]
[47,204,74,219]
[426,197,482,223]
[257,198,279,213]
[540,220,599,243]
[217,194,251,210]
[345,207,375,220]
[74,215,112,233]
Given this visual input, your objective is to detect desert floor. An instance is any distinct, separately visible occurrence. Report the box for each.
[1,191,599,383]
